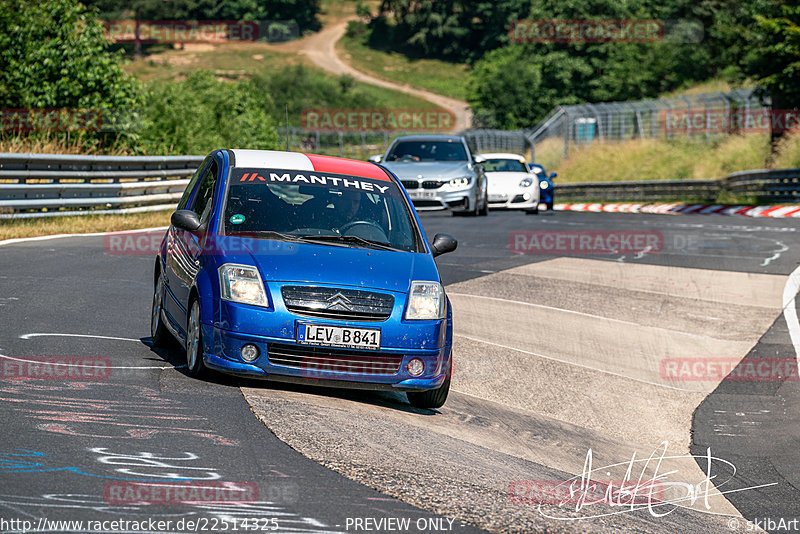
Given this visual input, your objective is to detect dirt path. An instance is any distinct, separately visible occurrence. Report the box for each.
[297,20,471,132]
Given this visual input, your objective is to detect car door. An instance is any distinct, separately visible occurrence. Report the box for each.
[164,159,218,334]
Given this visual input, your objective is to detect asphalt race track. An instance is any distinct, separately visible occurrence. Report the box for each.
[1,209,798,533]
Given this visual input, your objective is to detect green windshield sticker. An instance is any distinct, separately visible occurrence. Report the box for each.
[229,214,246,224]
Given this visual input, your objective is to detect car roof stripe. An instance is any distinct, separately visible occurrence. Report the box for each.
[304,153,391,182]
[230,149,314,170]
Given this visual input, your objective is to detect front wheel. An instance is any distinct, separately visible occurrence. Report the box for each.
[479,192,489,216]
[186,299,209,378]
[525,205,539,215]
[408,377,450,409]
[546,201,554,211]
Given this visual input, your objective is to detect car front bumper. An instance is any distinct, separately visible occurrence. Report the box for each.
[406,187,477,212]
[202,323,451,391]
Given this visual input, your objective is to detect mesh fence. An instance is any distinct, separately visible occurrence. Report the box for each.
[527,88,767,157]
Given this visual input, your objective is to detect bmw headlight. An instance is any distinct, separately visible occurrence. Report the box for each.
[219,264,268,307]
[405,281,445,320]
[540,180,549,190]
[519,178,533,188]
[448,177,471,188]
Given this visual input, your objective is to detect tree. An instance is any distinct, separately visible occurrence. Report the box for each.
[740,2,800,143]
[0,0,138,112]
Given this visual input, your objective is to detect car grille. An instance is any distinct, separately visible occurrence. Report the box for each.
[422,181,444,189]
[401,180,420,190]
[281,286,394,321]
[268,343,402,374]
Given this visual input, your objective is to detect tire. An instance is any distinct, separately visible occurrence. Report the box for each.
[408,377,451,409]
[479,192,489,216]
[150,271,171,347]
[186,298,209,378]
[525,205,539,215]
[546,201,554,211]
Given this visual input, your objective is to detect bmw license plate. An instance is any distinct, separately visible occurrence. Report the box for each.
[297,323,381,350]
[409,190,436,199]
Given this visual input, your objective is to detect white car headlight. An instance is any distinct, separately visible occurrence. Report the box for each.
[405,281,445,320]
[540,180,549,189]
[219,264,268,307]
[519,178,533,188]
[448,177,471,188]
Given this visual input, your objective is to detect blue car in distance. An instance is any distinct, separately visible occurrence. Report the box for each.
[151,149,457,408]
[527,163,557,211]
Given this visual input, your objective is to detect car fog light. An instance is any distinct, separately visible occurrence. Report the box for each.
[523,192,531,201]
[408,358,424,377]
[241,344,260,362]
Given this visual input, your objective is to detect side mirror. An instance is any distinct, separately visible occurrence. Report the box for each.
[368,154,383,163]
[171,210,203,233]
[472,155,486,164]
[550,172,557,179]
[430,233,458,257]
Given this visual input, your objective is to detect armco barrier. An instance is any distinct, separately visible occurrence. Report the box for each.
[0,153,204,218]
[555,168,800,203]
[0,153,797,218]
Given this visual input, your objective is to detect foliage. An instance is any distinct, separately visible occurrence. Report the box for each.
[138,71,280,154]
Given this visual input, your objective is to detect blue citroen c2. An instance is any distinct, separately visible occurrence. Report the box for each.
[151,149,458,408]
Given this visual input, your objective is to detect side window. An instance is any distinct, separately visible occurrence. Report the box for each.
[178,156,211,210]
[191,160,218,223]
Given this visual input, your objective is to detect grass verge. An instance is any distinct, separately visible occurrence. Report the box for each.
[0,210,172,241]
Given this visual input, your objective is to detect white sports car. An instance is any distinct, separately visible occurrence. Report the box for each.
[479,153,541,215]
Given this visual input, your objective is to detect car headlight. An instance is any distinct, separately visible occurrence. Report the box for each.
[219,264,268,307]
[405,281,445,320]
[519,178,533,188]
[448,177,471,188]
[540,180,549,190]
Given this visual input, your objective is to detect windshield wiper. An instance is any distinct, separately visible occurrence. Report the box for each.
[298,234,402,251]
[229,230,304,243]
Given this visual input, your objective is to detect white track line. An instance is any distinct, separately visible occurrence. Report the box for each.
[0,226,168,247]
[20,333,142,342]
[454,333,711,393]
[782,265,800,371]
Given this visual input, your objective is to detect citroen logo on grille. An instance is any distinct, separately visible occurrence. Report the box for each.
[325,292,353,311]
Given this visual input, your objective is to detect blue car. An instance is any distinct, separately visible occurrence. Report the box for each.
[151,149,457,408]
[527,163,557,211]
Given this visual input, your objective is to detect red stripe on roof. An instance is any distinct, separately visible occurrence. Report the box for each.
[304,153,391,181]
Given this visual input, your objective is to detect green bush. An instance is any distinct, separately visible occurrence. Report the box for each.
[138,71,280,154]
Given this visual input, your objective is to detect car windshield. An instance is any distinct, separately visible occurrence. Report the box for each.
[484,159,528,173]
[385,140,467,162]
[222,168,421,252]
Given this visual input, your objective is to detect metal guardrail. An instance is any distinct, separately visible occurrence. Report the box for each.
[0,154,797,218]
[0,153,204,218]
[555,168,800,203]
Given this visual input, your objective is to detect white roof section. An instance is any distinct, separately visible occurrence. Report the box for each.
[230,149,314,170]
[478,152,526,161]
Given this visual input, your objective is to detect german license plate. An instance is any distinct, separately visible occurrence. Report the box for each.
[409,190,436,199]
[297,323,381,350]
[489,194,508,202]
